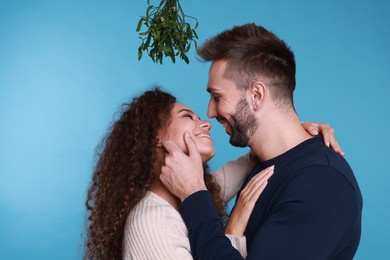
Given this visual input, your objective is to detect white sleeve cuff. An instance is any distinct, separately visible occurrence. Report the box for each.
[225,234,247,258]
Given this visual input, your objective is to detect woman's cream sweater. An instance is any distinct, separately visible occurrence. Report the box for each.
[123,154,254,259]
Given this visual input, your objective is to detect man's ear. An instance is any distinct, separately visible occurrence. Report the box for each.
[251,81,267,111]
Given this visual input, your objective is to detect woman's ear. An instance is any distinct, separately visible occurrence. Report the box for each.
[156,136,165,148]
[156,130,167,148]
[251,81,267,111]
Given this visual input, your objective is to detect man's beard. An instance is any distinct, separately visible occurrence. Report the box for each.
[226,97,258,147]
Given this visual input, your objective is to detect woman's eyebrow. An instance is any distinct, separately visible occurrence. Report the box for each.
[178,109,201,120]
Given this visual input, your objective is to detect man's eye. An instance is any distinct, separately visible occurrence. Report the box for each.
[213,95,221,101]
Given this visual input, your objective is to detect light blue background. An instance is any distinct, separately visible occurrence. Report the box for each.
[1,0,389,259]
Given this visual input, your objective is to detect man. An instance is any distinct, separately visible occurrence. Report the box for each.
[160,23,362,259]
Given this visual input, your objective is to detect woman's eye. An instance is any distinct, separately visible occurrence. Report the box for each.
[184,114,194,119]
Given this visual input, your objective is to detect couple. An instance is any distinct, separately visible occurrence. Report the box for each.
[85,23,362,259]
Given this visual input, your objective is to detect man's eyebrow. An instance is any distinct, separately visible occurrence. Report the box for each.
[207,86,219,94]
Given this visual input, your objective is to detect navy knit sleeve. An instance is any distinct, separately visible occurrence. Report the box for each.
[180,190,243,260]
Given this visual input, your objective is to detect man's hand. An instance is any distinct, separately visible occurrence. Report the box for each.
[160,131,207,202]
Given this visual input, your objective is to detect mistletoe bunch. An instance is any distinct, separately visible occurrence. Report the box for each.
[136,0,198,64]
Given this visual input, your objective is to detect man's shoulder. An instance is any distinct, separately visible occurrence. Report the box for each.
[303,141,360,192]
[289,139,356,182]
[277,163,361,211]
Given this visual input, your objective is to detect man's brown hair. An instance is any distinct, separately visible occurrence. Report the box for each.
[197,23,296,109]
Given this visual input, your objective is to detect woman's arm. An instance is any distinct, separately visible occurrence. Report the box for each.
[224,166,274,237]
[219,166,275,259]
[212,152,258,203]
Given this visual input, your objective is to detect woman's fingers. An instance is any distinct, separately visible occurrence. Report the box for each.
[224,165,275,237]
[318,124,345,156]
[240,166,274,202]
[302,122,345,156]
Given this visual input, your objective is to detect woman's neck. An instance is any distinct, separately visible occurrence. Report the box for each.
[150,179,180,210]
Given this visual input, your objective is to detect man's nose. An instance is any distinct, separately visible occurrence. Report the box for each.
[207,99,217,118]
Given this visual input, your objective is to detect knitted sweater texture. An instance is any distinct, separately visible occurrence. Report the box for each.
[123,154,254,259]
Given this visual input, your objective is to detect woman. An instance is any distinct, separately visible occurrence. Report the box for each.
[84,87,341,259]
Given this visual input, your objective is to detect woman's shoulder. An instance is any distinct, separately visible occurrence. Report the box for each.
[123,192,191,259]
[126,192,185,231]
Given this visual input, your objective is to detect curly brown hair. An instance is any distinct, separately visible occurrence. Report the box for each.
[84,87,225,259]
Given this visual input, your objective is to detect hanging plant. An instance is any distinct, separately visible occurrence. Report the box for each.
[136,0,198,64]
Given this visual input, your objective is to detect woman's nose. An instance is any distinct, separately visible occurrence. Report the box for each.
[199,120,212,130]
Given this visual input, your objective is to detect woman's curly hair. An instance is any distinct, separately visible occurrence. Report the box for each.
[84,87,225,259]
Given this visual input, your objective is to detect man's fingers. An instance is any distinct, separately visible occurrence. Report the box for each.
[163,140,182,154]
[183,131,201,161]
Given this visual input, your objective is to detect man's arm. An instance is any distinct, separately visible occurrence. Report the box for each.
[160,132,244,259]
[180,191,244,259]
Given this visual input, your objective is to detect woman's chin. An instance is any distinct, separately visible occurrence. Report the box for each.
[201,150,215,163]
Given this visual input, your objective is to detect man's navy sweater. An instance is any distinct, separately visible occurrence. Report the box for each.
[180,137,362,259]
